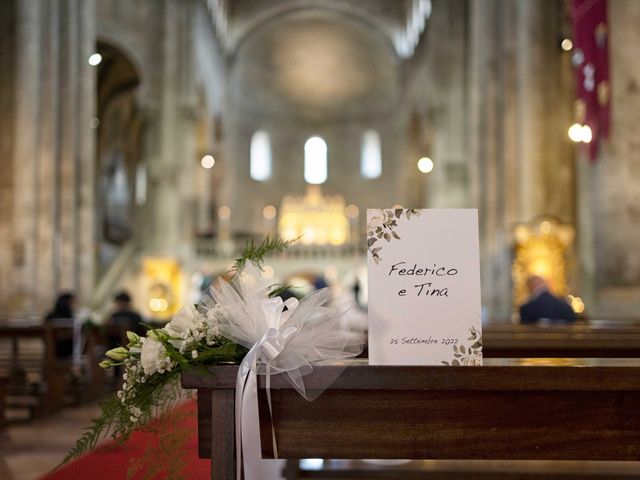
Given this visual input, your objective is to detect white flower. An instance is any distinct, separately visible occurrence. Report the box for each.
[205,305,221,327]
[106,346,129,361]
[165,306,199,338]
[140,337,168,376]
[191,349,198,359]
[126,331,141,344]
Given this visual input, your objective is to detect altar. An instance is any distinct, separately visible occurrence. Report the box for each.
[182,358,640,479]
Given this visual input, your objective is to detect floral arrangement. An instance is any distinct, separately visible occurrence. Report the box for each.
[64,237,292,464]
[64,236,363,479]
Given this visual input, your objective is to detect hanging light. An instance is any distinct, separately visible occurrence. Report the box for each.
[568,123,593,143]
[88,53,102,66]
[200,154,215,169]
[568,123,584,142]
[417,157,434,173]
[560,38,573,52]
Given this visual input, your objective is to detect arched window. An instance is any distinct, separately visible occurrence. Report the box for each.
[304,136,327,184]
[361,130,382,179]
[250,130,272,181]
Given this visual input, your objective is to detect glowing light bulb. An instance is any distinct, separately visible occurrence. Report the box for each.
[417,157,434,173]
[568,123,583,143]
[201,155,215,169]
[263,205,276,219]
[88,53,102,66]
[561,38,573,51]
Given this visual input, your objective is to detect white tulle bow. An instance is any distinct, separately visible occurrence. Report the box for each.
[203,264,363,480]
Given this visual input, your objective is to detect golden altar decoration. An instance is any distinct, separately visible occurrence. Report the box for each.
[278,186,350,246]
[511,218,575,308]
[142,257,182,320]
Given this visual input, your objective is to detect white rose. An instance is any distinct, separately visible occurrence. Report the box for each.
[165,306,198,337]
[140,337,167,376]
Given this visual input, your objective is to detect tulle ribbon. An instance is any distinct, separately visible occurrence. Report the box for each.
[204,265,363,480]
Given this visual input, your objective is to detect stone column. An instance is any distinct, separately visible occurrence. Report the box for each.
[34,0,61,304]
[466,0,574,319]
[467,0,505,317]
[5,0,96,315]
[585,0,640,318]
[76,0,97,304]
[0,0,17,311]
[147,0,198,258]
[424,0,470,209]
[59,0,80,292]
[11,0,43,314]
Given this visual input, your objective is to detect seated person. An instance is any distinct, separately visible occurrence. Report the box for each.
[45,292,76,358]
[519,275,576,325]
[107,291,145,347]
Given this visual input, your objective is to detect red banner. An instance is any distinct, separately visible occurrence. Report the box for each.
[571,0,610,160]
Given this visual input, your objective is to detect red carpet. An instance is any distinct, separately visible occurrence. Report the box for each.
[42,401,210,480]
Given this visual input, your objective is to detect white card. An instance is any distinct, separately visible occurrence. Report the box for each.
[367,209,482,365]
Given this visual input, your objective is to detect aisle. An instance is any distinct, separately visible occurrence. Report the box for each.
[1,400,284,480]
[42,402,210,480]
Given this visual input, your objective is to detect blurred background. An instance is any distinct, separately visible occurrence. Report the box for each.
[1,0,639,324]
[1,0,640,478]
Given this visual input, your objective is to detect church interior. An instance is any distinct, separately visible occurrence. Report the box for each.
[1,0,640,479]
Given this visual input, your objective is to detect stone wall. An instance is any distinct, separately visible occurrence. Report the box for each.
[585,0,640,317]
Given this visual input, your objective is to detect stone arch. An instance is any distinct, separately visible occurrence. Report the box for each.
[94,41,143,271]
[95,35,145,88]
[230,2,398,62]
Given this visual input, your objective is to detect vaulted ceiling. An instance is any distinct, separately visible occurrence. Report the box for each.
[210,0,431,59]
[209,0,432,118]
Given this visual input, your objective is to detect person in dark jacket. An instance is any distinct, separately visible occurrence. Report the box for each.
[108,291,145,345]
[519,275,576,325]
[45,292,76,358]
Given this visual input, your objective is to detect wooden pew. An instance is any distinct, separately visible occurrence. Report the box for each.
[0,321,108,418]
[0,377,7,428]
[0,323,51,418]
[483,323,640,358]
[182,358,640,480]
[285,459,640,479]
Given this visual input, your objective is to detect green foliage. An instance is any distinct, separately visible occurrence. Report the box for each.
[195,337,248,364]
[233,235,295,272]
[62,370,181,466]
[63,333,247,466]
[267,283,295,299]
[126,387,193,480]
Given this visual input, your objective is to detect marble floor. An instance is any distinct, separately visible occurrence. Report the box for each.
[0,403,285,480]
[1,403,103,480]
